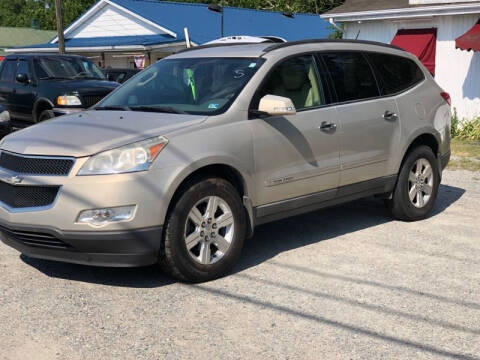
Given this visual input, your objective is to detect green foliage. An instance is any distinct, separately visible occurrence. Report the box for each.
[0,0,97,30]
[451,110,480,141]
[0,0,344,31]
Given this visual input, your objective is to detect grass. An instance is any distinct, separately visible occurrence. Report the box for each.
[448,139,480,171]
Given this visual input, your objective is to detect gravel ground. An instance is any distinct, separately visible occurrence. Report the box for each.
[0,169,479,360]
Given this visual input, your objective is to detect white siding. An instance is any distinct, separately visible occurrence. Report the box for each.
[68,3,164,39]
[344,14,480,120]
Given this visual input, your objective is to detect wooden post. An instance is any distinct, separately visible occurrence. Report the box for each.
[55,0,66,54]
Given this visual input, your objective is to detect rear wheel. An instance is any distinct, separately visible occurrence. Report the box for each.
[387,145,440,221]
[159,177,246,282]
[38,109,55,122]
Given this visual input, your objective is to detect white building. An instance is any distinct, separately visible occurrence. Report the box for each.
[323,0,480,120]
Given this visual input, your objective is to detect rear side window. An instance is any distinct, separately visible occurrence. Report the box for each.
[367,53,425,95]
[0,60,17,82]
[322,52,379,103]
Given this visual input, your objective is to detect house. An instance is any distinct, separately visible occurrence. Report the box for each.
[7,0,331,69]
[323,0,480,120]
[0,27,57,61]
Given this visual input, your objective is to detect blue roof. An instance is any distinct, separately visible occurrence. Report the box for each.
[110,0,331,43]
[12,0,331,50]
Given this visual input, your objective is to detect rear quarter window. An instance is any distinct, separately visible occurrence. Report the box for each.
[366,52,425,95]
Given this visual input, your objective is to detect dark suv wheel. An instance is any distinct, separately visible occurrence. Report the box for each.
[38,109,55,122]
[387,145,440,221]
[159,177,247,282]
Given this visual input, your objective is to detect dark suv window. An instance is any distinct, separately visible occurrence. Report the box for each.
[367,53,425,95]
[16,60,31,81]
[322,52,379,103]
[0,60,17,82]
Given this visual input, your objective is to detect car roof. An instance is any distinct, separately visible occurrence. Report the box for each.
[4,53,87,60]
[170,39,404,59]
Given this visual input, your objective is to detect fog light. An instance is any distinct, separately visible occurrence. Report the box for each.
[77,205,136,226]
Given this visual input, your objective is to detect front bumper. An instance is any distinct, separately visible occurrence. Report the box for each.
[0,220,162,267]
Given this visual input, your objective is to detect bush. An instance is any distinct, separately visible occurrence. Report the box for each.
[451,109,480,141]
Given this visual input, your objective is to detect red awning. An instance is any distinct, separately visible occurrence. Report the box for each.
[456,20,480,51]
[391,28,437,76]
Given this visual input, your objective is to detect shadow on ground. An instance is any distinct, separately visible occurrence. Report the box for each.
[21,184,465,287]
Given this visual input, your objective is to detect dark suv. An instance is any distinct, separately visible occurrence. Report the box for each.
[0,54,118,123]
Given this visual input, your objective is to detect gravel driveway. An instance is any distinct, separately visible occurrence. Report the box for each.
[1,169,479,360]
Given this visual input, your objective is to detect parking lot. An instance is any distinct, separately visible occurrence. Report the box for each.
[0,169,479,360]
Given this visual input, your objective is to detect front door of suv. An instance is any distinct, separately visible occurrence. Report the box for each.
[251,54,340,208]
[321,52,400,187]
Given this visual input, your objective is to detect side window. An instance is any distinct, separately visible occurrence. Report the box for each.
[367,53,425,95]
[256,55,327,111]
[0,60,17,82]
[322,52,380,103]
[16,60,31,81]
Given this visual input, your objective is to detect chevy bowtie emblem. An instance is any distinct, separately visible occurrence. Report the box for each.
[6,175,23,185]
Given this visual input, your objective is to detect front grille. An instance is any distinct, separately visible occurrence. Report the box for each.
[82,95,105,108]
[0,182,59,209]
[0,225,70,249]
[0,152,74,176]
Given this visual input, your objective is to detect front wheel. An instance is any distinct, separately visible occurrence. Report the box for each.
[38,109,55,122]
[159,177,247,282]
[387,145,440,221]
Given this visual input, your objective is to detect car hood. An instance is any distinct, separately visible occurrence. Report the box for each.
[48,79,118,94]
[1,110,207,157]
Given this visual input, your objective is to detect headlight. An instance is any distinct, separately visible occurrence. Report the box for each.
[0,110,10,123]
[57,95,82,106]
[78,136,169,175]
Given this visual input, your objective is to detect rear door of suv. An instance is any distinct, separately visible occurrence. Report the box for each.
[0,59,17,112]
[320,51,401,187]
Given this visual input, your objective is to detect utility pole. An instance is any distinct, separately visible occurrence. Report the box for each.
[55,0,66,54]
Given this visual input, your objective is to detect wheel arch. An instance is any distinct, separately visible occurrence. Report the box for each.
[397,129,441,177]
[163,161,255,237]
[33,98,54,122]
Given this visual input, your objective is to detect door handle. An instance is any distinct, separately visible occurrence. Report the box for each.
[383,111,397,120]
[319,121,337,132]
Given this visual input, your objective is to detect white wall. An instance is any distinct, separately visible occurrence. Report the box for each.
[344,14,480,120]
[68,3,164,39]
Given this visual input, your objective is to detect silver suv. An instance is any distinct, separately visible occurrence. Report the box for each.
[0,40,451,282]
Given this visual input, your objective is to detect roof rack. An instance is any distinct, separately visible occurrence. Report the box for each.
[175,41,274,54]
[264,39,405,52]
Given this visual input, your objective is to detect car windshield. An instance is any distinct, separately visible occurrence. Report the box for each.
[34,57,105,80]
[97,57,264,115]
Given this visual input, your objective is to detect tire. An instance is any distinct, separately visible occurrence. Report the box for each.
[38,109,55,122]
[159,177,247,282]
[387,145,440,221]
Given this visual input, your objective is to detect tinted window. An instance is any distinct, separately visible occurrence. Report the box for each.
[367,53,425,95]
[33,57,105,80]
[322,52,379,103]
[16,60,31,79]
[0,60,17,82]
[256,55,327,110]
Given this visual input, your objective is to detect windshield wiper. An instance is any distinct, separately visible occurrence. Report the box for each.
[130,106,188,114]
[94,105,131,111]
[39,76,74,80]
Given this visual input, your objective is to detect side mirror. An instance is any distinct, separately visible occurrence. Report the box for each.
[16,73,29,84]
[258,94,296,116]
